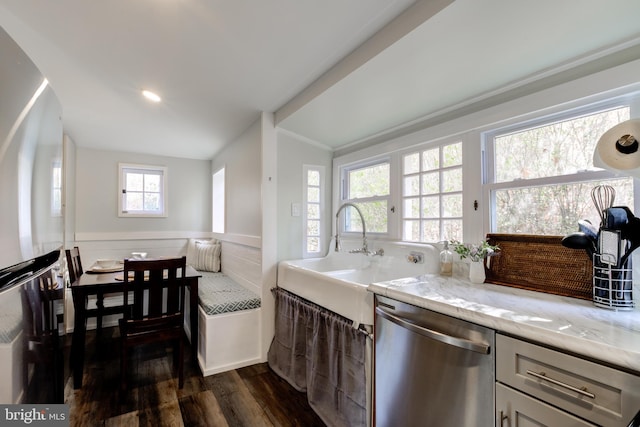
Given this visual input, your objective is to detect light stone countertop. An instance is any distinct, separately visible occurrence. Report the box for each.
[368,274,640,374]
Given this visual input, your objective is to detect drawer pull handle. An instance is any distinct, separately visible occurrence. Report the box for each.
[526,370,596,399]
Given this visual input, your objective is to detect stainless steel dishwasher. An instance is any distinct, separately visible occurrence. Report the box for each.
[374,295,495,427]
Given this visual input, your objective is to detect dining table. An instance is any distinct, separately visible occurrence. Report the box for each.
[70,262,201,389]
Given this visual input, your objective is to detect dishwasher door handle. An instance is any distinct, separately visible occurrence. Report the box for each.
[375,306,490,354]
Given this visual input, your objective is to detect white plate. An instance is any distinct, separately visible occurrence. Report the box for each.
[89,264,124,273]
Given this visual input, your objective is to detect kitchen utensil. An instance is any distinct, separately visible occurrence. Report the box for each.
[591,185,616,226]
[599,229,621,266]
[561,232,595,259]
[578,219,598,241]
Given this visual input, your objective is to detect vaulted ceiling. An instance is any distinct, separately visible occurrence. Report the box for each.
[2,0,640,160]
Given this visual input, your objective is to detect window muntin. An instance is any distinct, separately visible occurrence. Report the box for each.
[118,163,167,217]
[304,165,324,256]
[341,161,390,234]
[486,106,633,235]
[402,142,463,242]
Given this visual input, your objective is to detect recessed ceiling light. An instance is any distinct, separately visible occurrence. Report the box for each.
[142,90,161,103]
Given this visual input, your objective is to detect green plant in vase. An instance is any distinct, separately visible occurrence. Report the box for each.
[449,239,500,283]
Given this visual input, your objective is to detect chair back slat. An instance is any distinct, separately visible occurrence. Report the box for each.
[65,247,83,284]
[122,257,187,323]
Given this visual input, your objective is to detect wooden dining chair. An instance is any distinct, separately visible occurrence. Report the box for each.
[65,246,83,284]
[119,256,188,392]
[66,246,124,335]
[22,270,64,402]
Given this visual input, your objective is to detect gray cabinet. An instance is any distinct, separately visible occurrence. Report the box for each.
[496,383,597,426]
[496,334,640,426]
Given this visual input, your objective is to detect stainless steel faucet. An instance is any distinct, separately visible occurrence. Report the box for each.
[334,202,368,253]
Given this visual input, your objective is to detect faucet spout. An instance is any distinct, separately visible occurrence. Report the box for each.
[335,202,367,253]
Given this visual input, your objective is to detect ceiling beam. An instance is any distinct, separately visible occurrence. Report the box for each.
[274,0,454,125]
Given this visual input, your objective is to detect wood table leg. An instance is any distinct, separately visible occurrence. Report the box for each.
[71,289,87,389]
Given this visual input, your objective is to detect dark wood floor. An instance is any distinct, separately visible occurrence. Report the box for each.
[63,327,326,427]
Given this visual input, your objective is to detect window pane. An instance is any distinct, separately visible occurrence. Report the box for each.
[494,107,630,183]
[494,178,633,235]
[307,220,320,236]
[144,193,159,211]
[346,201,387,233]
[307,237,320,253]
[404,176,420,196]
[308,187,319,203]
[421,172,439,195]
[308,170,319,186]
[404,153,419,174]
[404,198,420,218]
[403,220,420,241]
[442,168,462,192]
[126,173,143,191]
[422,148,439,171]
[442,194,462,217]
[421,220,440,242]
[349,163,390,198]
[307,204,319,219]
[443,219,463,241]
[442,142,462,167]
[125,193,143,210]
[144,174,160,192]
[421,196,439,218]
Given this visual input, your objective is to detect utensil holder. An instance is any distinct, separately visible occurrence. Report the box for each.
[592,254,634,310]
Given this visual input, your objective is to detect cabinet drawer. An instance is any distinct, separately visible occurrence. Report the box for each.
[496,383,597,427]
[496,334,640,426]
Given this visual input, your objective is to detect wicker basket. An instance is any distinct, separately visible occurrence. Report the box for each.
[485,234,592,300]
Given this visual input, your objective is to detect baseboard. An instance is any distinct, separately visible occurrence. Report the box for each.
[198,355,263,377]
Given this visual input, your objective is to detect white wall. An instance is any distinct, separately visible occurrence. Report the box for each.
[211,119,262,240]
[211,116,270,361]
[276,130,333,261]
[74,147,211,238]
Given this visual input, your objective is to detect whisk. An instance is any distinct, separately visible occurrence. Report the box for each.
[591,184,616,226]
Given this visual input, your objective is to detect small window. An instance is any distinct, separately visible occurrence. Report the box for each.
[51,161,62,216]
[118,163,167,217]
[212,167,225,233]
[304,165,324,256]
[402,142,463,242]
[341,160,390,234]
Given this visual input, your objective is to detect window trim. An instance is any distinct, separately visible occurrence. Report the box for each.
[339,156,391,237]
[118,163,167,218]
[482,102,633,234]
[303,164,324,258]
[399,140,464,243]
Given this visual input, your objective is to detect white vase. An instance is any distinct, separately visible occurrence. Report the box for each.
[469,260,485,284]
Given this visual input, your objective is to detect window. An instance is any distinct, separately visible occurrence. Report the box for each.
[118,163,167,217]
[212,167,225,233]
[341,160,390,234]
[485,106,633,235]
[51,161,62,216]
[402,142,463,242]
[304,165,324,256]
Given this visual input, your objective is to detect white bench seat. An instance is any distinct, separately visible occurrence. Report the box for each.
[194,271,262,376]
[198,272,261,315]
